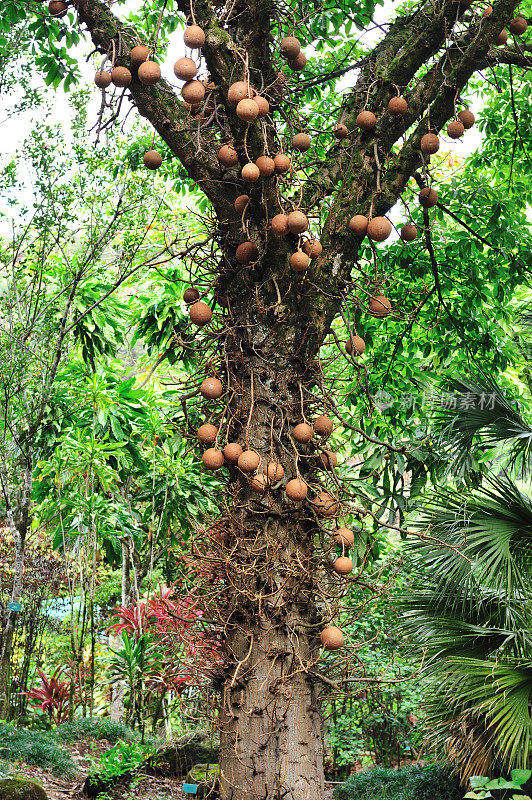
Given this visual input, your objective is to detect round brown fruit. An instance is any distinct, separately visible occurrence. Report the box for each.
[271,214,290,236]
[313,491,338,517]
[236,98,259,122]
[200,377,223,400]
[182,80,205,104]
[349,215,368,235]
[254,95,270,118]
[346,335,365,356]
[174,57,197,81]
[496,29,509,45]
[238,450,260,473]
[292,133,311,152]
[143,150,162,170]
[509,16,528,34]
[184,25,205,48]
[138,60,161,86]
[334,556,353,576]
[218,144,238,167]
[334,527,355,547]
[482,4,493,14]
[447,120,465,139]
[334,123,349,140]
[356,110,377,131]
[274,153,291,173]
[251,473,268,493]
[320,626,344,650]
[287,210,308,234]
[319,450,338,470]
[48,1,67,17]
[280,35,301,59]
[368,294,391,318]
[303,239,322,257]
[290,251,310,273]
[458,108,475,129]
[421,133,439,154]
[227,81,251,106]
[255,156,276,177]
[183,286,200,303]
[94,71,112,89]
[234,194,249,214]
[130,45,150,65]
[197,423,218,444]
[292,422,313,443]
[242,163,261,183]
[264,462,284,482]
[400,223,418,242]
[236,241,259,264]
[202,448,224,470]
[314,415,334,438]
[285,478,308,501]
[111,67,132,87]
[189,301,212,326]
[287,51,307,70]
[388,96,408,116]
[367,216,392,242]
[419,187,438,208]
[223,442,243,464]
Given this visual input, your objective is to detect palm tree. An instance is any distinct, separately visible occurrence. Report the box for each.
[402,377,532,780]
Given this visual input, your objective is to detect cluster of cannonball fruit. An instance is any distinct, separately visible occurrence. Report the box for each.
[190,357,354,649]
[93,44,164,168]
[345,101,479,257]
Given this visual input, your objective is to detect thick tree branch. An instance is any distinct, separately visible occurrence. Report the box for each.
[78,0,234,215]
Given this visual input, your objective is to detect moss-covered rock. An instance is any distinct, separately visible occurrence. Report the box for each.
[146,731,218,778]
[82,771,132,799]
[0,778,47,800]
[185,763,219,798]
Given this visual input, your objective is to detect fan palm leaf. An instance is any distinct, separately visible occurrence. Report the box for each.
[432,377,532,477]
[403,467,532,776]
[428,658,532,773]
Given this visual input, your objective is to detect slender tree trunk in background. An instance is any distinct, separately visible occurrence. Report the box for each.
[0,458,32,720]
[109,540,129,722]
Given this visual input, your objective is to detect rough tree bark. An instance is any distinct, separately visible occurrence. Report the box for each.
[0,458,33,718]
[69,0,530,795]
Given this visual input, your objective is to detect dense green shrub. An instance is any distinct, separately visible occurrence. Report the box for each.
[333,765,462,800]
[0,725,78,778]
[56,717,137,743]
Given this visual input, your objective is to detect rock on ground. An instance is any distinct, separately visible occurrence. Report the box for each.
[0,778,48,800]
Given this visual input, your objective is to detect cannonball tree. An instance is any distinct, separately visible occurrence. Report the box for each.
[11,0,532,795]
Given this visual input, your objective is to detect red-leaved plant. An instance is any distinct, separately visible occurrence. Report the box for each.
[108,578,222,693]
[25,667,75,724]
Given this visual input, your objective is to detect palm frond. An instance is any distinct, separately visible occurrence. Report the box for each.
[411,474,532,605]
[431,658,532,773]
[432,377,532,477]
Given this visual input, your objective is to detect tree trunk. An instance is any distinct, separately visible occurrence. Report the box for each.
[0,458,32,719]
[209,284,334,798]
[220,623,324,800]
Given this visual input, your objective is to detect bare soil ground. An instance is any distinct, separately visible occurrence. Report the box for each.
[12,742,339,799]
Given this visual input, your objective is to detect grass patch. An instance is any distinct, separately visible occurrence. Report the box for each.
[56,718,137,743]
[0,725,78,778]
